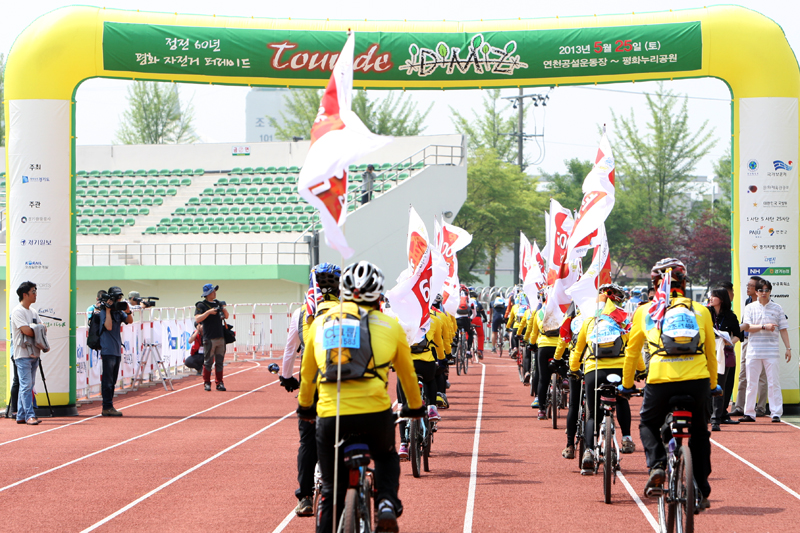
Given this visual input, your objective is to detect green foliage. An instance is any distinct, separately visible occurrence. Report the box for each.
[611,82,716,225]
[451,89,518,165]
[115,82,198,145]
[0,53,5,147]
[268,89,431,140]
[454,147,546,285]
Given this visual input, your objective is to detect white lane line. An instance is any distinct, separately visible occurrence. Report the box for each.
[0,377,282,494]
[463,363,486,533]
[711,438,800,501]
[617,471,659,532]
[81,410,295,532]
[271,508,298,533]
[781,419,800,430]
[0,363,263,447]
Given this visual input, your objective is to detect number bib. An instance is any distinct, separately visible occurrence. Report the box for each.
[322,318,361,350]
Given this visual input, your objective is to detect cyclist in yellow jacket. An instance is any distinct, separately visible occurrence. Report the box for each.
[297,261,423,533]
[431,297,452,409]
[527,300,563,419]
[553,304,585,459]
[620,257,720,508]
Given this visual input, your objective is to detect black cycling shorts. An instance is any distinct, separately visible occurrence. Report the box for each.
[492,314,504,332]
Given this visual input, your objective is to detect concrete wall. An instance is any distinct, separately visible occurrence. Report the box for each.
[319,164,468,285]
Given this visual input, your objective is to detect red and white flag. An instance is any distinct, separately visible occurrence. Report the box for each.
[565,224,612,317]
[566,133,616,260]
[388,207,448,344]
[435,219,472,315]
[521,232,544,304]
[542,257,581,332]
[305,270,324,318]
[297,32,392,259]
[546,199,574,286]
[649,269,672,329]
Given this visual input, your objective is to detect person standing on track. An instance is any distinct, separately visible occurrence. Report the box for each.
[620,258,720,509]
[297,260,423,533]
[280,263,341,517]
[194,283,230,392]
[99,286,134,417]
[11,281,43,425]
[730,275,770,417]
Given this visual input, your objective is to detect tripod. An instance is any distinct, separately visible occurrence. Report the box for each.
[134,342,174,391]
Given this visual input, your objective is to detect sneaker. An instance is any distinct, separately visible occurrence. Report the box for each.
[562,445,575,459]
[729,407,744,417]
[697,495,711,511]
[721,418,740,425]
[523,372,530,385]
[25,418,41,425]
[204,382,212,392]
[581,450,595,471]
[755,407,768,417]
[445,380,451,390]
[772,416,781,423]
[101,408,123,417]
[738,415,756,422]
[294,496,314,517]
[537,410,546,420]
[621,437,636,454]
[491,347,497,354]
[398,443,409,461]
[428,405,441,421]
[531,398,540,409]
[216,382,226,391]
[436,393,449,409]
[375,499,399,533]
[477,351,484,360]
[644,467,666,495]
[711,423,721,432]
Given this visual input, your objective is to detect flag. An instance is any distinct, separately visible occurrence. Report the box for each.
[542,257,581,332]
[565,224,611,317]
[566,133,616,260]
[305,270,323,318]
[297,32,392,259]
[520,231,532,282]
[521,236,545,305]
[435,219,472,315]
[649,269,671,328]
[546,199,574,286]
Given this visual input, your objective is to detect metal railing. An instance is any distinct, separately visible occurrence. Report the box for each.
[75,241,311,266]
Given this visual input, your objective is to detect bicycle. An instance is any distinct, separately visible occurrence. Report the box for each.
[495,323,506,356]
[572,370,587,471]
[404,375,435,478]
[545,359,569,429]
[513,340,525,382]
[647,395,700,533]
[338,438,375,533]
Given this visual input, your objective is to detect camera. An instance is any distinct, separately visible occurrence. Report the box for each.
[129,291,159,309]
[211,299,227,312]
[104,294,129,312]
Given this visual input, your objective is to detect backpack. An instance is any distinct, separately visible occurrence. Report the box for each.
[650,301,702,357]
[410,336,430,354]
[588,315,625,358]
[538,309,560,337]
[87,310,104,351]
[456,287,470,316]
[319,303,387,382]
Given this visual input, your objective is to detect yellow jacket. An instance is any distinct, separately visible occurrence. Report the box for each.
[622,295,718,389]
[571,301,644,375]
[431,308,452,355]
[412,312,444,362]
[298,302,423,417]
[506,304,523,330]
[553,312,584,361]
[301,297,340,347]
[526,308,560,348]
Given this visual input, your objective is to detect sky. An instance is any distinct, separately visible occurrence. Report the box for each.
[3,0,800,178]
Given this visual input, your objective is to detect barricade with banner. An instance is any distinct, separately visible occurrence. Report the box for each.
[75,302,300,400]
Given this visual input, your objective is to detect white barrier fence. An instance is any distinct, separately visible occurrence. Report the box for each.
[76,302,301,401]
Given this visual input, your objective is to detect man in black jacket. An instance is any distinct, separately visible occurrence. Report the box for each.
[194,283,230,391]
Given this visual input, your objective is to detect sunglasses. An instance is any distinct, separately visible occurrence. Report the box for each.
[756,289,771,293]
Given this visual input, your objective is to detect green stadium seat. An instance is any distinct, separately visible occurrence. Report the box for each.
[77,189,87,197]
[180,226,190,234]
[198,206,209,215]
[273,176,285,185]
[210,187,222,196]
[230,167,243,175]
[159,170,170,178]
[128,207,139,216]
[285,175,298,184]
[357,164,368,172]
[222,197,233,205]
[207,207,218,215]
[170,217,181,226]
[155,188,167,196]
[182,168,193,176]
[146,178,158,187]
[77,198,85,207]
[166,188,177,196]
[110,189,121,197]
[279,186,292,195]
[188,197,200,206]
[153,198,163,206]
[399,172,410,180]
[230,225,241,233]
[235,186,247,196]
[190,226,200,234]
[135,169,147,177]
[236,196,247,205]
[275,166,286,173]
[101,217,113,226]
[169,178,181,187]
[193,216,205,226]
[240,176,252,185]
[299,214,309,223]
[200,197,212,205]
[107,198,118,207]
[77,179,88,187]
[139,207,150,216]
[276,195,287,204]
[77,170,87,177]
[88,179,99,187]
[111,178,122,187]
[348,203,357,212]
[262,176,274,185]
[88,170,101,178]
[142,198,154,206]
[263,166,275,173]
[144,188,155,196]
[78,218,91,227]
[288,214,299,224]
[256,215,268,225]
[186,207,197,216]
[290,205,302,214]
[180,178,192,187]
[171,169,183,177]
[347,184,358,192]
[213,216,225,225]
[210,225,220,234]
[254,166,265,174]
[234,215,245,225]
[147,169,159,177]
[266,215,278,224]
[89,227,100,235]
[200,226,210,234]
[348,165,358,173]
[122,179,134,187]
[258,186,271,195]
[169,227,180,235]
[98,189,110,198]
[276,215,288,224]
[144,227,156,235]
[112,217,124,226]
[78,227,89,235]
[217,225,229,233]
[125,217,135,226]
[105,208,117,216]
[240,225,250,234]
[228,177,240,186]
[92,208,103,216]
[303,205,315,213]
[183,216,194,225]
[160,217,171,226]
[265,195,277,204]
[229,206,240,215]
[120,187,132,197]
[156,226,168,234]
[134,179,146,187]
[226,187,237,196]
[224,216,235,225]
[114,207,126,216]
[259,224,271,233]
[243,167,254,175]
[290,224,302,232]
[251,176,263,185]
[130,198,141,207]
[175,207,186,216]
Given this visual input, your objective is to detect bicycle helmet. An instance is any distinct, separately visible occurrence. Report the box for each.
[650,257,687,283]
[311,262,341,295]
[433,294,443,305]
[340,261,384,303]
[599,283,626,303]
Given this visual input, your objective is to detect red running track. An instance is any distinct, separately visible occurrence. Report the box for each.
[1,357,798,532]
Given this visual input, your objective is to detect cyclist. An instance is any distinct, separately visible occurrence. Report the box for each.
[553,303,585,459]
[280,262,341,517]
[431,296,453,409]
[490,293,507,353]
[297,260,424,533]
[469,287,488,359]
[515,297,534,384]
[506,291,527,359]
[620,258,719,509]
[571,284,643,473]
[455,284,477,359]
[525,295,563,419]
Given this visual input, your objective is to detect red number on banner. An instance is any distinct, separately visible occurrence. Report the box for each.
[615,40,624,52]
[594,41,603,53]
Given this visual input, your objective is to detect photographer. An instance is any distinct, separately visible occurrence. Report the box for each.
[100,286,134,417]
[87,290,108,315]
[11,281,42,425]
[194,283,230,392]
[128,291,157,310]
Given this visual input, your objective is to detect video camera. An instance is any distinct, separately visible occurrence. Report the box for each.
[104,287,129,312]
[210,299,227,312]
[128,291,159,309]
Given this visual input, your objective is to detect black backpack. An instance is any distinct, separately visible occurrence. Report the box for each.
[87,310,103,351]
[320,303,388,383]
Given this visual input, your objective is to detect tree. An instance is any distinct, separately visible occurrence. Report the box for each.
[115,82,198,144]
[454,147,546,285]
[268,89,431,140]
[451,89,518,165]
[611,82,717,224]
[1,53,5,147]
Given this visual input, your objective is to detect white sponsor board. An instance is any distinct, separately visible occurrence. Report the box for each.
[738,97,799,395]
[7,100,72,401]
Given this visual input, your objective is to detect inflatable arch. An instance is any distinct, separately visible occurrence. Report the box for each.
[4,5,799,410]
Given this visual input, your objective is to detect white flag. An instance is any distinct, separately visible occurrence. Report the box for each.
[546,199,574,286]
[565,224,612,317]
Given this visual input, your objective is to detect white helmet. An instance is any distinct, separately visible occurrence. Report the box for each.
[340,261,385,303]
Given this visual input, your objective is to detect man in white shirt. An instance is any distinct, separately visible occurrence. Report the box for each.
[11,281,42,425]
[739,278,792,423]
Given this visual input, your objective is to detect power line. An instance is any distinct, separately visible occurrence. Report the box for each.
[562,85,730,102]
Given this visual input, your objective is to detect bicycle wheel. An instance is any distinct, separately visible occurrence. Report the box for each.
[341,487,357,533]
[529,357,536,396]
[576,392,586,470]
[676,446,695,533]
[603,418,613,504]
[409,419,422,478]
[423,427,431,472]
[361,472,373,532]
[552,373,560,429]
[517,353,524,382]
[658,492,669,533]
[456,337,464,376]
[499,327,505,356]
[464,346,469,374]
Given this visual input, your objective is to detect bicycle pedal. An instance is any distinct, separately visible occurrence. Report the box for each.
[644,486,663,498]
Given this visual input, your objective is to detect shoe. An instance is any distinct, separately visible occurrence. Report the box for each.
[721,418,740,425]
[729,407,744,417]
[531,398,540,409]
[523,372,530,385]
[478,351,484,360]
[375,499,399,533]
[25,418,41,425]
[436,393,449,409]
[755,408,767,417]
[491,347,497,354]
[645,467,666,494]
[772,416,781,423]
[428,405,441,421]
[16,419,26,425]
[738,415,756,422]
[398,443,409,461]
[537,410,546,420]
[102,408,123,417]
[562,445,575,459]
[621,438,636,453]
[581,450,595,471]
[216,382,226,391]
[294,496,314,517]
[711,423,721,432]
[697,495,711,511]
[445,380,451,390]
[204,382,212,392]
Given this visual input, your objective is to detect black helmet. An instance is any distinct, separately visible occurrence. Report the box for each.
[651,257,687,283]
[599,283,625,303]
[340,261,384,303]
[312,262,341,295]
